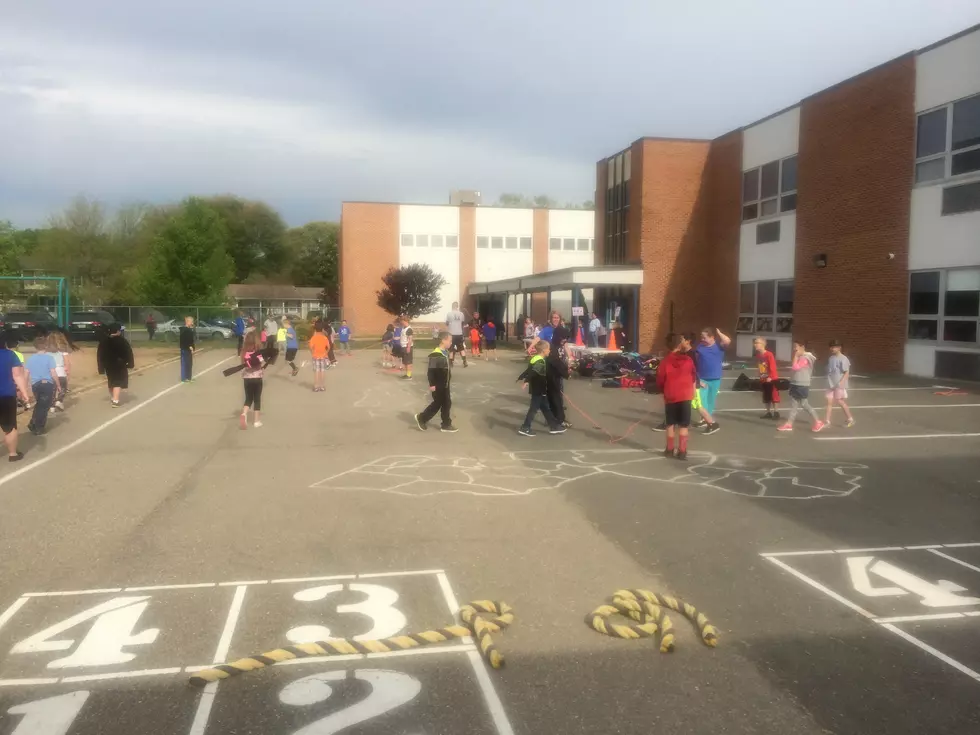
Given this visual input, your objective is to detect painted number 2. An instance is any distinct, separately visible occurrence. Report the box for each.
[280,669,421,734]
[287,584,407,644]
[6,691,89,735]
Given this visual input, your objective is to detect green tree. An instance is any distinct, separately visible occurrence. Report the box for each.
[136,198,234,305]
[203,196,287,281]
[376,264,446,319]
[285,221,339,298]
[0,221,32,275]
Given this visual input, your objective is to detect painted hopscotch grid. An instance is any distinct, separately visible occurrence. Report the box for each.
[0,569,515,735]
[762,544,980,683]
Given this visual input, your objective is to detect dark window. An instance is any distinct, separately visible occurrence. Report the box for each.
[756,316,773,332]
[416,234,429,247]
[776,317,793,333]
[736,316,754,332]
[760,161,779,199]
[943,320,978,343]
[945,270,980,316]
[756,221,780,244]
[742,169,759,203]
[916,158,946,183]
[576,238,589,251]
[623,183,631,208]
[477,236,489,248]
[518,237,531,250]
[549,237,561,250]
[916,107,948,158]
[952,94,980,151]
[400,234,413,247]
[776,281,794,314]
[742,203,758,221]
[780,193,797,212]
[909,271,940,314]
[756,280,775,314]
[562,238,575,251]
[491,236,503,249]
[781,156,798,192]
[505,237,517,249]
[942,181,980,216]
[951,147,980,176]
[760,199,778,217]
[908,319,938,340]
[431,235,444,247]
[739,283,755,313]
[446,235,459,248]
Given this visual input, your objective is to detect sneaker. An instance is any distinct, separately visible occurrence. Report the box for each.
[846,418,856,428]
[561,421,572,428]
[651,421,667,432]
[772,411,781,420]
[518,428,535,437]
[415,413,427,431]
[27,422,35,434]
[401,374,413,380]
[549,426,567,434]
[692,419,706,428]
[253,421,263,428]
[811,420,826,433]
[8,452,24,463]
[239,412,247,430]
[676,451,688,461]
[761,412,773,420]
[440,425,458,433]
[777,423,793,432]
[291,369,299,377]
[663,448,674,458]
[703,423,721,435]
[55,401,65,411]
[49,407,55,414]
[111,400,120,408]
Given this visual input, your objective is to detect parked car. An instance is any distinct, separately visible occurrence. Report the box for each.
[69,310,117,340]
[0,311,59,341]
[206,318,236,331]
[198,321,232,339]
[155,320,232,340]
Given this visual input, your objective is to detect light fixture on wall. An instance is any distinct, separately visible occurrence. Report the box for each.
[814,254,828,268]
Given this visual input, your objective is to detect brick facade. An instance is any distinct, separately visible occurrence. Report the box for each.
[794,55,915,372]
[458,205,476,313]
[703,131,744,334]
[532,208,549,274]
[339,202,399,336]
[594,161,607,265]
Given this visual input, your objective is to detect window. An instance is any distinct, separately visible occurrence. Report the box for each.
[446,235,459,248]
[549,237,561,250]
[915,93,980,184]
[505,237,518,249]
[738,279,793,333]
[756,280,775,314]
[477,236,489,248]
[908,269,980,345]
[776,281,794,314]
[739,283,756,313]
[756,221,780,244]
[563,238,575,251]
[491,236,503,249]
[742,156,797,221]
[519,237,532,250]
[942,180,980,216]
[416,234,429,247]
[400,234,413,247]
[576,238,590,251]
[431,234,444,248]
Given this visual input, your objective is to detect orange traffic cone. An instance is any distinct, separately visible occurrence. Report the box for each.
[606,327,617,351]
[575,323,584,347]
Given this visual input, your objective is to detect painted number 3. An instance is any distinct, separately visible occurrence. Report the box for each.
[287,583,407,644]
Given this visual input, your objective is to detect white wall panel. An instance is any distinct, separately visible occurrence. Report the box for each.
[475,207,533,235]
[548,210,594,239]
[399,205,459,235]
[909,187,980,270]
[742,107,800,169]
[904,343,936,378]
[739,214,796,281]
[916,28,980,112]
[475,249,533,282]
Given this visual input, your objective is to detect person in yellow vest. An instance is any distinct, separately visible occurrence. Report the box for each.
[414,331,457,432]
[276,323,288,369]
[5,334,29,412]
[516,342,567,437]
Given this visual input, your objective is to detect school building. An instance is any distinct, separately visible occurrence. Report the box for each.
[596,22,980,379]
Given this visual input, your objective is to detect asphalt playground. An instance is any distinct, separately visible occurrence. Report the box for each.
[0,343,978,734]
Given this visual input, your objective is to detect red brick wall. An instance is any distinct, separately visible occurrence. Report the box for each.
[532,208,549,274]
[794,55,915,373]
[340,202,399,336]
[458,205,476,313]
[704,131,743,333]
[594,161,607,264]
[627,141,644,264]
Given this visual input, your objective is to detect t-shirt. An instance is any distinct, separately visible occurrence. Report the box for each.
[309,332,330,359]
[756,350,778,380]
[338,326,350,342]
[827,354,851,388]
[276,327,287,343]
[12,350,24,365]
[693,342,725,380]
[589,318,600,334]
[242,351,265,379]
[538,325,569,348]
[286,327,298,350]
[790,353,816,386]
[264,319,278,338]
[400,326,413,349]
[446,310,464,336]
[25,352,56,384]
[0,349,20,397]
[483,323,497,341]
[53,351,67,378]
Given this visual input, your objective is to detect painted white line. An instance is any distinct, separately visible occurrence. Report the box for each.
[945,542,980,548]
[0,355,235,490]
[218,580,268,587]
[875,613,967,623]
[61,667,181,683]
[125,582,217,592]
[717,404,980,413]
[721,387,939,393]
[359,569,446,579]
[24,588,122,597]
[764,557,876,619]
[270,574,356,585]
[0,597,28,632]
[880,623,980,682]
[928,549,980,575]
[760,550,837,558]
[0,678,60,687]
[817,433,980,442]
[436,572,515,735]
[965,611,980,617]
[273,643,477,667]
[833,546,905,554]
[905,545,943,550]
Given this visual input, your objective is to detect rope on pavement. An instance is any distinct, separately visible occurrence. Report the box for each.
[187,600,512,687]
[585,589,718,652]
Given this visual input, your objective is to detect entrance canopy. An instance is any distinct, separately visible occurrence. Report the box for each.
[466,264,643,297]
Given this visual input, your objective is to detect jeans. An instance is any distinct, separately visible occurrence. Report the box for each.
[699,378,721,416]
[420,385,452,428]
[180,349,193,381]
[30,382,55,431]
[588,332,598,347]
[787,385,819,424]
[522,394,559,430]
[340,341,350,354]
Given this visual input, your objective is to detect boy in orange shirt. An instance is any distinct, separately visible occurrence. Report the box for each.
[308,322,330,392]
[469,325,481,357]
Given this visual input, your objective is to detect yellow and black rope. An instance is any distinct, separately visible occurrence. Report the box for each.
[585,589,718,652]
[188,600,512,688]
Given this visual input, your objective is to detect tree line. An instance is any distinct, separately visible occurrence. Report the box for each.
[0,196,339,306]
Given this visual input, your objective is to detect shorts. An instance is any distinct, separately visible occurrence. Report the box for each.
[761,381,779,404]
[392,344,403,358]
[691,390,702,411]
[826,386,848,401]
[664,401,692,428]
[401,347,413,366]
[285,348,298,361]
[0,396,17,434]
[313,357,328,372]
[789,384,809,401]
[450,335,465,353]
[485,339,496,350]
[106,370,129,390]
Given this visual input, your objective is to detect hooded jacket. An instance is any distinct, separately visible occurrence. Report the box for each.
[518,354,549,396]
[655,351,696,404]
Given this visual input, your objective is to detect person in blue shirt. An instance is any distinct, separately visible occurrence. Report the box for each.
[233,311,247,356]
[24,337,60,435]
[482,320,497,361]
[0,335,29,461]
[692,326,731,433]
[338,320,352,356]
[282,317,300,376]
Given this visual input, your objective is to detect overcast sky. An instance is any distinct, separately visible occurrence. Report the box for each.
[1,0,978,227]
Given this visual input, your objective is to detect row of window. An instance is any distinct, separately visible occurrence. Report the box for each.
[742,156,798,222]
[401,234,459,249]
[737,280,794,334]
[476,235,532,250]
[549,237,595,252]
[908,268,980,345]
[915,92,980,184]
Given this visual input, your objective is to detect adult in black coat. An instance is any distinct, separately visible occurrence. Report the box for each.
[97,323,134,407]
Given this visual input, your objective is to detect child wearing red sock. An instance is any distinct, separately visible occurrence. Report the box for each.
[655,333,696,460]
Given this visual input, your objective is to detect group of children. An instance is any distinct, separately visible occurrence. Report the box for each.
[382,316,415,378]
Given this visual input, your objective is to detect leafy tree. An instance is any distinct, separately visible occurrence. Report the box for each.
[376,264,446,319]
[496,193,590,209]
[135,198,234,305]
[532,194,559,208]
[203,196,287,281]
[285,221,339,299]
[0,221,34,276]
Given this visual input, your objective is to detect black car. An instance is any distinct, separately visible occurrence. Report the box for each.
[0,311,59,341]
[69,310,117,340]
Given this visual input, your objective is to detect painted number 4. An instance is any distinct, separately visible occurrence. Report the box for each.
[847,556,980,608]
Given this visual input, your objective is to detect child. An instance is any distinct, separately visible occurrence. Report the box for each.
[545,337,571,427]
[324,322,337,366]
[516,342,566,437]
[0,337,28,461]
[179,316,196,382]
[283,318,299,377]
[392,320,404,370]
[469,324,481,358]
[308,322,330,392]
[400,316,414,380]
[382,323,394,368]
[482,319,497,361]
[754,336,780,420]
[24,336,60,435]
[825,339,855,428]
[239,330,266,429]
[6,336,29,413]
[47,331,71,411]
[97,323,134,408]
[276,322,288,363]
[415,330,457,432]
[338,320,352,355]
[685,333,720,434]
[655,333,697,460]
[779,340,824,432]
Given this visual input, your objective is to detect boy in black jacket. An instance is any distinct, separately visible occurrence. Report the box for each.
[517,342,567,437]
[415,331,457,433]
[97,323,135,407]
[179,316,196,382]
[545,342,570,427]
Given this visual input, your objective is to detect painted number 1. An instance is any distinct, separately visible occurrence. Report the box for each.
[6,691,89,735]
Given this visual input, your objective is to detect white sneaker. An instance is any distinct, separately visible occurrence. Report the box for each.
[253,420,263,428]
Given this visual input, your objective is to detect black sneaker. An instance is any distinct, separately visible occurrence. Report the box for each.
[518,427,535,437]
[663,448,674,458]
[8,452,24,463]
[692,419,706,428]
[772,411,781,420]
[761,411,773,420]
[549,426,567,434]
[703,423,721,435]
[676,451,688,461]
[440,425,458,433]
[651,421,667,432]
[414,413,427,431]
[111,400,121,408]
